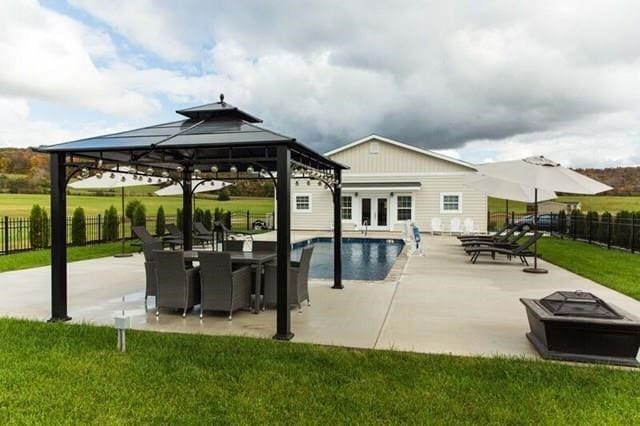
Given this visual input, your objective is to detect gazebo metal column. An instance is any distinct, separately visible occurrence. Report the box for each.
[182,168,193,251]
[274,145,292,340]
[49,152,71,322]
[332,168,343,289]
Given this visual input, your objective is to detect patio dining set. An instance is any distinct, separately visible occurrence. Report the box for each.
[132,225,314,320]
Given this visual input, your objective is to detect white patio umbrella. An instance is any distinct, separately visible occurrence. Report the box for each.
[475,156,612,273]
[69,168,167,257]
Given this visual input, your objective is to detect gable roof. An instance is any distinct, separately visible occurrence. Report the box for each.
[324,134,476,170]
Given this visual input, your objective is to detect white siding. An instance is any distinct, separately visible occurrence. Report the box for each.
[289,136,488,232]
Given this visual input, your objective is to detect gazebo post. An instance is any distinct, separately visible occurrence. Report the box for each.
[332,168,343,289]
[182,167,193,250]
[49,152,71,322]
[274,145,292,340]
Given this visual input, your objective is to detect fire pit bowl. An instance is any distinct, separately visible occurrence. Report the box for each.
[521,291,640,367]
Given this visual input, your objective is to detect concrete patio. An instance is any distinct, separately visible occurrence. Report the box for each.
[1,234,639,361]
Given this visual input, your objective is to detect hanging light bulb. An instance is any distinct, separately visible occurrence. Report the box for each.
[176,166,184,173]
[128,166,136,174]
[210,165,218,173]
[146,167,154,175]
[260,168,267,176]
[193,168,201,177]
[230,165,238,173]
[161,170,169,178]
[81,167,90,178]
[157,178,163,184]
[246,165,255,174]
[96,171,103,179]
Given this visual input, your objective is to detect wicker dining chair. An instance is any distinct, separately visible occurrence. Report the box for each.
[263,246,314,311]
[222,239,245,251]
[153,250,200,317]
[142,240,163,310]
[198,252,252,320]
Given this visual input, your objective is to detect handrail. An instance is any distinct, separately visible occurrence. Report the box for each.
[361,220,368,236]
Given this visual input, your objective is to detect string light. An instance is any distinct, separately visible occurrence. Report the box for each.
[146,167,154,175]
[210,165,218,173]
[246,165,255,173]
[96,171,103,179]
[230,165,238,173]
[161,171,169,178]
[176,166,184,173]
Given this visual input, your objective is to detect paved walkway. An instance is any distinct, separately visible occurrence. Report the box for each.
[1,235,639,361]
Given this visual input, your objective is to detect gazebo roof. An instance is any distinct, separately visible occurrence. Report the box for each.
[34,99,346,172]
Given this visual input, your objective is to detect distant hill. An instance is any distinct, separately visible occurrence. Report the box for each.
[574,167,640,195]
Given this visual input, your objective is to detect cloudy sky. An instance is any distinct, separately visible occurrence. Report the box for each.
[1,0,639,167]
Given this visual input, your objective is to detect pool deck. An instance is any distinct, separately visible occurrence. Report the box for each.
[1,233,639,363]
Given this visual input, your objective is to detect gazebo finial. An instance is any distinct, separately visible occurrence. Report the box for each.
[219,93,225,104]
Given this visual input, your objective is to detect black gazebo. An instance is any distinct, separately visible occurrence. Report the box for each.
[34,97,346,340]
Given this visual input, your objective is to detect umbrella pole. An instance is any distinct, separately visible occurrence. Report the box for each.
[524,187,547,273]
[115,186,133,258]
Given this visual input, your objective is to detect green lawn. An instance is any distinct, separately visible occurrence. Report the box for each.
[0,319,638,424]
[538,237,640,300]
[489,195,640,214]
[0,193,273,217]
[0,242,139,273]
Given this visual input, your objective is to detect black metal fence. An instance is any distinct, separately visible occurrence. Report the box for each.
[1,211,273,256]
[488,211,640,253]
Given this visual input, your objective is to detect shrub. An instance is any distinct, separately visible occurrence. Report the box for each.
[203,209,213,230]
[125,200,142,221]
[214,207,224,223]
[557,210,567,235]
[194,207,204,226]
[155,206,165,236]
[585,211,599,241]
[132,204,147,227]
[614,210,633,249]
[217,188,230,201]
[71,207,86,246]
[598,212,612,245]
[29,204,49,249]
[102,206,119,242]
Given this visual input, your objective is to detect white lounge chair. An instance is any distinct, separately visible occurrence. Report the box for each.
[463,218,480,234]
[449,218,462,234]
[431,217,443,234]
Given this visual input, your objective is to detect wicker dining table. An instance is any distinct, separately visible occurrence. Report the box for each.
[183,250,276,313]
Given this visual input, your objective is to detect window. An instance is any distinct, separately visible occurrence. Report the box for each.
[341,196,352,220]
[440,193,462,213]
[294,194,312,212]
[397,195,412,221]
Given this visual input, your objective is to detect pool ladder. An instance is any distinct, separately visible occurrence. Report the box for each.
[361,220,369,237]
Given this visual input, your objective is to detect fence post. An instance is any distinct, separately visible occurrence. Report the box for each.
[3,216,8,255]
[572,214,577,240]
[97,214,102,243]
[607,215,612,249]
[246,210,250,231]
[631,215,635,254]
[588,214,592,244]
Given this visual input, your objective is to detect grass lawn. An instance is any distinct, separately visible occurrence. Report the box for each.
[489,195,640,214]
[0,193,274,217]
[0,319,638,424]
[0,242,139,273]
[538,237,640,300]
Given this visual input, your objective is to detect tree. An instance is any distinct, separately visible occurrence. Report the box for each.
[29,204,48,249]
[132,204,147,227]
[203,209,213,230]
[155,206,166,236]
[125,200,142,221]
[194,207,204,226]
[71,207,87,246]
[102,206,119,242]
[217,188,230,201]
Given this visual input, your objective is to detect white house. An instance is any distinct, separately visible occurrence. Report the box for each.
[289,135,488,233]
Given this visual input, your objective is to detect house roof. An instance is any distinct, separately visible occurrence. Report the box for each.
[324,134,476,170]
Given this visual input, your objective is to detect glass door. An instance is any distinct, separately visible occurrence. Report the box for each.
[361,198,371,226]
[377,198,388,227]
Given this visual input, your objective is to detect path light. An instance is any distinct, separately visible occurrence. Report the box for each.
[210,165,218,173]
[246,165,254,174]
[114,296,130,353]
[230,165,238,173]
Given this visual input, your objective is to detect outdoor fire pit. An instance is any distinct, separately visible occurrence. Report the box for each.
[520,291,640,367]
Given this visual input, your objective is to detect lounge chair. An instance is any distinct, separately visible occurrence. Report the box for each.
[198,252,252,320]
[449,218,462,234]
[152,250,200,317]
[263,246,313,311]
[466,232,543,265]
[462,229,530,253]
[459,223,527,247]
[193,221,214,246]
[431,217,443,234]
[252,241,277,252]
[463,218,480,234]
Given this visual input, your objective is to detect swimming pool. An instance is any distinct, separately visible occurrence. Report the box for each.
[291,237,405,281]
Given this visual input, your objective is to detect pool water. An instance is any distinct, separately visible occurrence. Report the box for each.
[291,237,405,281]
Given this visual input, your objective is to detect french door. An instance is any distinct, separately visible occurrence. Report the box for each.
[361,197,388,230]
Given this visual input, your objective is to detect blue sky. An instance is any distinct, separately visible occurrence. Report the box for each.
[1,0,640,168]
